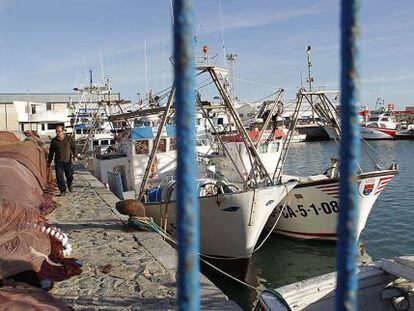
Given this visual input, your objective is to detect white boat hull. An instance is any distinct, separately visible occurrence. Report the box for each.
[266,170,396,240]
[144,181,296,259]
[361,126,397,140]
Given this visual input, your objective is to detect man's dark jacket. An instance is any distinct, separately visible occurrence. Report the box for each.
[48,135,77,163]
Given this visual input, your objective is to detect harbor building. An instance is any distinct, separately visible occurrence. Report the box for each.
[0,92,121,138]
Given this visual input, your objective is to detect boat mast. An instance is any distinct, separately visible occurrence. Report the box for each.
[205,66,273,185]
[306,46,315,123]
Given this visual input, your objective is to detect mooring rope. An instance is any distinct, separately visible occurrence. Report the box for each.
[128,210,291,309]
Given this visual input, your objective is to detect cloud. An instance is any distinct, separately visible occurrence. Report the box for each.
[198,1,338,37]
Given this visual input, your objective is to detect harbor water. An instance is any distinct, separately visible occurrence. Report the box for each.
[205,140,414,309]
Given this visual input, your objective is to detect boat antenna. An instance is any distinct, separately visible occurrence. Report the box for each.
[100,52,105,84]
[144,40,149,96]
[306,45,315,122]
[162,38,166,90]
[306,46,313,91]
[89,69,93,87]
[219,0,227,68]
[169,0,174,24]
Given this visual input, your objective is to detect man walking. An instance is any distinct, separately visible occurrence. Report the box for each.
[47,125,77,196]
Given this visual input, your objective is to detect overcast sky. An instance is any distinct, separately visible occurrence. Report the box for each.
[0,0,412,109]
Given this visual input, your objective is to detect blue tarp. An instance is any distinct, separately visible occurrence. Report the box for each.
[130,125,176,140]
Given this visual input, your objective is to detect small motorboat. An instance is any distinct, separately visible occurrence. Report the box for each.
[255,255,414,310]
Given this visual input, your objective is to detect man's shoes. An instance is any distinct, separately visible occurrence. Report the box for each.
[68,186,74,193]
[58,192,67,197]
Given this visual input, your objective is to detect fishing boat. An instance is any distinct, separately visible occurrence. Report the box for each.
[361,110,398,140]
[255,255,414,310]
[144,170,296,278]
[137,66,298,279]
[265,90,399,240]
[212,88,398,241]
[269,161,398,240]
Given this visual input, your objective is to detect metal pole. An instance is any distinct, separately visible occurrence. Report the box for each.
[173,0,200,310]
[336,0,360,310]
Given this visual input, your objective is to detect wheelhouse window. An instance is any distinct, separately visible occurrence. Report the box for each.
[157,138,167,152]
[135,140,149,154]
[169,138,176,151]
[46,103,52,111]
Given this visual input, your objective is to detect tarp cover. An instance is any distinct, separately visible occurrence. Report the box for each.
[0,199,51,279]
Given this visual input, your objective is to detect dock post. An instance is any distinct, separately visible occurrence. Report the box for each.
[336,0,360,310]
[173,0,200,310]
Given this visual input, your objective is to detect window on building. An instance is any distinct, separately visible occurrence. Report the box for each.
[93,140,99,146]
[41,124,45,131]
[46,103,52,111]
[47,123,63,130]
[135,140,149,155]
[31,105,36,114]
[76,129,82,134]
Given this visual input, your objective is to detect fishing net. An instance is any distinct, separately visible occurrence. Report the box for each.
[0,141,53,189]
[0,281,70,311]
[0,132,19,143]
[0,158,45,210]
[0,199,51,279]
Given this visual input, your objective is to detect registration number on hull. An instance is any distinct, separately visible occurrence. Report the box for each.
[271,201,339,218]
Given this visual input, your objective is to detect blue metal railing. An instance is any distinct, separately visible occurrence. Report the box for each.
[173,0,361,309]
[173,0,200,310]
[336,0,360,310]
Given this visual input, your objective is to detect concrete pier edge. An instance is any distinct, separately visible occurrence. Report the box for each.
[49,166,241,310]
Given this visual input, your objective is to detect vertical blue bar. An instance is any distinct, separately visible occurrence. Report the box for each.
[336,0,360,310]
[173,0,200,310]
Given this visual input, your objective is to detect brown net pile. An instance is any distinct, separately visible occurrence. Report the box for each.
[0,158,45,210]
[0,141,53,189]
[0,132,81,309]
[0,281,71,311]
[0,199,51,279]
[0,131,19,143]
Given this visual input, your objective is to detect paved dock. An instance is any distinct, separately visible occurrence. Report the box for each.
[49,167,240,310]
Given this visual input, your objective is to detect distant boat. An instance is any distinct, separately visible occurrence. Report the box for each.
[361,110,398,140]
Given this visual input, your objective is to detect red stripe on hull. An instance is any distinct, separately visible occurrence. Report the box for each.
[276,228,337,238]
[316,185,338,189]
[376,128,397,138]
